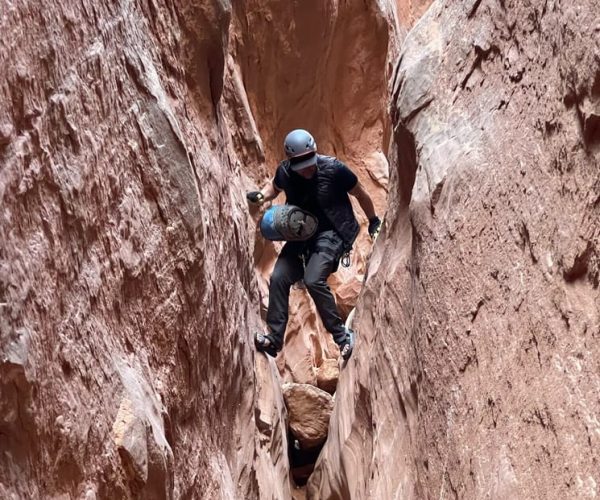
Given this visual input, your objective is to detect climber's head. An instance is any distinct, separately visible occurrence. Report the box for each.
[284,129,318,174]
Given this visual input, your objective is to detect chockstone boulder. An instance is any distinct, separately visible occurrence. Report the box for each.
[283,383,335,449]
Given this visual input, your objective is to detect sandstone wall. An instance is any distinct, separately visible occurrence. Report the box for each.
[312,0,600,498]
[0,1,291,498]
[395,0,432,28]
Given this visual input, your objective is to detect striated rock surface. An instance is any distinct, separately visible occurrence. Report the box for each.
[283,383,334,449]
[0,1,292,498]
[312,0,600,499]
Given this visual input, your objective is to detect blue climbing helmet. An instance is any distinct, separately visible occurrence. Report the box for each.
[284,129,318,171]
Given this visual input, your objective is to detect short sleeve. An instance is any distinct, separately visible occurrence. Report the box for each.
[273,165,285,191]
[336,162,358,192]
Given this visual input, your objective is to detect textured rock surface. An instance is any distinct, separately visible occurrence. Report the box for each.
[312,0,600,498]
[283,383,334,449]
[395,0,433,28]
[316,358,340,395]
[0,1,291,498]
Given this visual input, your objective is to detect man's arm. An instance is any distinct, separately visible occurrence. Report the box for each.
[247,180,281,205]
[349,182,376,219]
[349,182,381,238]
[260,180,281,202]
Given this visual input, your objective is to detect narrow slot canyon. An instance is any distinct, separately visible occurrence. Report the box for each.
[1,1,599,499]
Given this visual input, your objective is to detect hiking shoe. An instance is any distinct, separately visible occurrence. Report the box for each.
[338,328,355,361]
[254,332,280,358]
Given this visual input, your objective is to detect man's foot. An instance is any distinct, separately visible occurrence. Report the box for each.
[254,332,280,358]
[338,327,355,361]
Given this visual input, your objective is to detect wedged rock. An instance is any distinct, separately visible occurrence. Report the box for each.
[283,383,334,449]
[316,359,339,395]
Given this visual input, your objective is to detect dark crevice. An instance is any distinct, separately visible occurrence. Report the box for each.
[591,69,600,98]
[468,0,483,18]
[563,242,593,283]
[430,178,445,216]
[583,113,600,150]
[470,299,485,322]
[404,97,434,125]
[289,434,325,486]
[393,122,418,208]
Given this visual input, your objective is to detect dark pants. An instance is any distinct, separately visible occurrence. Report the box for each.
[266,230,347,350]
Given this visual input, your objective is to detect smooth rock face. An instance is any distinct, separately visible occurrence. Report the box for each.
[283,383,334,449]
[312,1,600,499]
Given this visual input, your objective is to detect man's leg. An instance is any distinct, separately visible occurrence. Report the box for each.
[265,243,304,351]
[303,246,347,346]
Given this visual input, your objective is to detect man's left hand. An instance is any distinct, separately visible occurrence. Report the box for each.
[368,216,382,239]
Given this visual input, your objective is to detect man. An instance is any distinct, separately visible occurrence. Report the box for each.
[247,129,381,361]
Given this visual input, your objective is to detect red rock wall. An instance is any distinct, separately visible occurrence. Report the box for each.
[312,0,600,498]
[396,0,432,28]
[0,1,291,498]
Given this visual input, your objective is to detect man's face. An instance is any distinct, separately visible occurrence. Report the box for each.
[296,165,317,179]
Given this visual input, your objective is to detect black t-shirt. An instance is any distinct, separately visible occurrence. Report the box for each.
[273,162,358,233]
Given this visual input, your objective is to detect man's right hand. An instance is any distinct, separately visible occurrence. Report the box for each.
[246,191,265,206]
[368,216,382,239]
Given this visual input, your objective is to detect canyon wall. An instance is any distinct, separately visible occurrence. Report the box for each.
[312,0,600,498]
[6,0,592,498]
[0,1,292,498]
